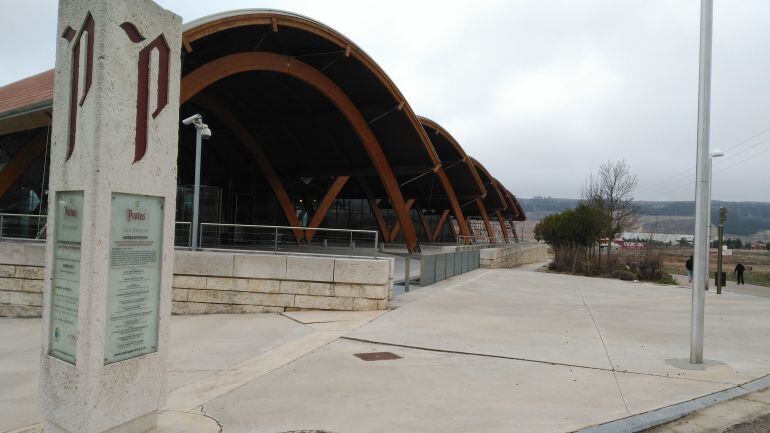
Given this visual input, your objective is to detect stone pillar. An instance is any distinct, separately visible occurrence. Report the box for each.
[40,1,181,432]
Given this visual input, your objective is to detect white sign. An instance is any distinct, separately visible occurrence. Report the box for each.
[104,193,164,364]
[49,191,84,364]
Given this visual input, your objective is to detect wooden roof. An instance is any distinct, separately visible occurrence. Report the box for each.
[0,69,54,118]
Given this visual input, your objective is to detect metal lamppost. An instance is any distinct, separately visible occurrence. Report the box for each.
[704,150,724,291]
[716,207,728,294]
[182,114,212,250]
[691,0,713,365]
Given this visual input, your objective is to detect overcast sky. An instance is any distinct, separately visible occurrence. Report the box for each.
[2,0,769,202]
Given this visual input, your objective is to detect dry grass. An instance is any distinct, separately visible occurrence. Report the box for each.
[660,247,770,287]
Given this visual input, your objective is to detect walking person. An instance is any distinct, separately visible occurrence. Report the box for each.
[734,262,746,285]
[686,255,694,282]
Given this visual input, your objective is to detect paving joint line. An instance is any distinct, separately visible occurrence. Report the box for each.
[339,336,736,386]
[578,287,631,415]
[279,312,315,328]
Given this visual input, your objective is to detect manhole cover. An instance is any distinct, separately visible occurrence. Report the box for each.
[353,351,402,361]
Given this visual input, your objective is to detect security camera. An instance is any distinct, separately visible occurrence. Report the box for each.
[182,114,202,126]
[200,125,212,139]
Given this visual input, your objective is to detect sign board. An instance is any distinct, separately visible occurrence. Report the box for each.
[49,190,84,364]
[104,193,164,364]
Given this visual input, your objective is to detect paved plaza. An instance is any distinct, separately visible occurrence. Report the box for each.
[3,263,770,433]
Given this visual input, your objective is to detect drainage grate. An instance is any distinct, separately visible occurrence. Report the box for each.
[354,351,402,361]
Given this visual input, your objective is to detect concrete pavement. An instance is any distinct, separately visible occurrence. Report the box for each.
[673,273,770,298]
[3,263,770,432]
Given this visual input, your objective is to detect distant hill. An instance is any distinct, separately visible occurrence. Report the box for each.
[519,197,770,241]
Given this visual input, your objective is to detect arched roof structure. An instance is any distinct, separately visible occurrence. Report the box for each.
[179,9,450,252]
[0,9,526,250]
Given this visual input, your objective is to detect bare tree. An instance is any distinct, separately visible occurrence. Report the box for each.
[582,160,638,272]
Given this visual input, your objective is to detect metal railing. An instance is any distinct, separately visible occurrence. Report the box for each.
[0,213,47,241]
[456,234,520,248]
[175,221,191,247]
[196,223,379,257]
[0,215,380,258]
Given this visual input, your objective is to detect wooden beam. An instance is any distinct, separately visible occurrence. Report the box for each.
[431,209,450,242]
[181,51,420,252]
[0,131,46,200]
[509,218,519,242]
[389,198,415,241]
[435,167,470,238]
[182,12,442,171]
[495,210,510,242]
[305,176,349,242]
[192,94,303,241]
[415,204,432,242]
[476,198,495,242]
[358,177,390,242]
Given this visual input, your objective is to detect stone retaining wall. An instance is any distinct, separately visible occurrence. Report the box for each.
[479,243,548,269]
[0,241,394,317]
[0,242,45,317]
[171,251,393,314]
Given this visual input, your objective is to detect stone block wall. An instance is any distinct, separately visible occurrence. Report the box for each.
[0,264,44,317]
[0,241,394,317]
[479,243,548,269]
[0,242,45,317]
[171,251,393,314]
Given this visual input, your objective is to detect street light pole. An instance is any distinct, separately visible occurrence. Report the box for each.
[182,114,212,251]
[691,0,714,365]
[707,150,724,291]
[192,127,202,250]
[705,157,712,292]
[717,207,727,294]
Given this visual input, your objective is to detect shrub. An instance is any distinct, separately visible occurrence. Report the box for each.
[613,270,638,281]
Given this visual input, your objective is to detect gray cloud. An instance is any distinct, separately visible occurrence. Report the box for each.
[2,0,768,201]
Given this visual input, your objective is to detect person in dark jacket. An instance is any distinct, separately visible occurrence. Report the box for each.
[734,262,746,285]
[686,255,694,282]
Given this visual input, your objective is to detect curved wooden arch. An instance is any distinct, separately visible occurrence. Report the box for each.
[418,116,487,197]
[470,158,508,210]
[182,10,441,169]
[434,167,470,238]
[180,51,419,252]
[495,210,510,242]
[475,198,495,241]
[502,187,526,221]
[191,93,304,241]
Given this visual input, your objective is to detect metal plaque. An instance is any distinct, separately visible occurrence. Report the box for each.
[49,190,84,364]
[104,193,164,364]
